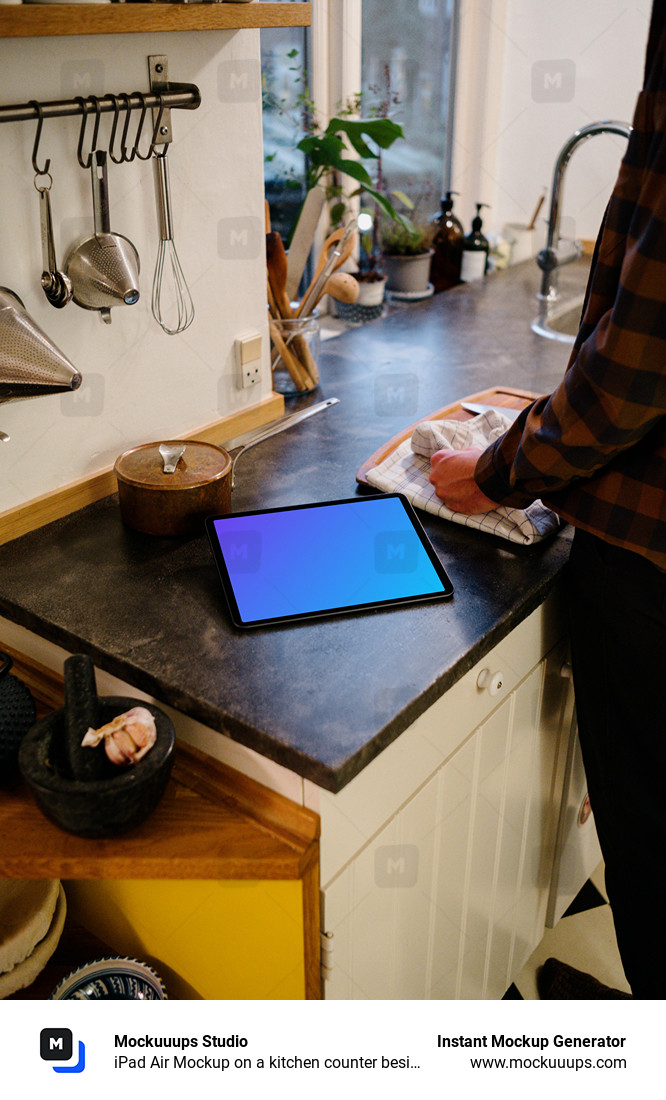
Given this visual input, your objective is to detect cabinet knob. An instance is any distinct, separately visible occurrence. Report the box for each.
[560,661,573,679]
[476,668,504,695]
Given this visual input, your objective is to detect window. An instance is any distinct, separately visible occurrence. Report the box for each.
[261,25,310,242]
[261,2,459,239]
[361,0,457,204]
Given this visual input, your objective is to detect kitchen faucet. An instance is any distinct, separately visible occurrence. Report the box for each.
[532,120,631,340]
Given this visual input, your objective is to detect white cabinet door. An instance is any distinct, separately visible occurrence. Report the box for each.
[323,646,573,999]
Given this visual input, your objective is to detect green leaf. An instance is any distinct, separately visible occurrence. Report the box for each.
[324,117,404,158]
[298,133,345,164]
[329,201,347,228]
[390,190,414,210]
[362,185,399,222]
[297,133,376,189]
[330,158,374,187]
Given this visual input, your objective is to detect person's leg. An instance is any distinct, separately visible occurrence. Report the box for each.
[565,528,666,998]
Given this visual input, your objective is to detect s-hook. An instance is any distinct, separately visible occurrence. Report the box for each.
[108,93,128,165]
[30,100,50,177]
[121,92,148,163]
[76,95,101,169]
[135,95,167,161]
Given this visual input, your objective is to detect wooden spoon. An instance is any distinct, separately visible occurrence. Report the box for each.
[295,222,357,318]
[266,231,293,318]
[319,271,360,307]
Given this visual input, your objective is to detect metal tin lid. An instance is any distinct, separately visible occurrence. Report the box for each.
[114,440,231,491]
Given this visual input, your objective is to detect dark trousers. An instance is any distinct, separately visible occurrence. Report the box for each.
[565,528,666,998]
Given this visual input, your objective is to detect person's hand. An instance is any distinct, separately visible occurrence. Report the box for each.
[428,447,498,514]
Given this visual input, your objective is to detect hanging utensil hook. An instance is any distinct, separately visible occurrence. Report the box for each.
[30,100,50,176]
[135,93,167,161]
[122,92,147,163]
[76,95,101,169]
[117,93,135,164]
[108,93,128,165]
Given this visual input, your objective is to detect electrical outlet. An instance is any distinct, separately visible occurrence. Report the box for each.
[239,361,261,389]
[235,333,262,389]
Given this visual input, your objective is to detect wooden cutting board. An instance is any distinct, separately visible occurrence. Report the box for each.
[356,384,539,485]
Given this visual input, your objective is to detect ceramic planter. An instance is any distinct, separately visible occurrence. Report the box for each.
[382,249,434,294]
[355,275,387,306]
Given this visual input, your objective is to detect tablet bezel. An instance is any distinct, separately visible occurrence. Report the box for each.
[205,493,454,629]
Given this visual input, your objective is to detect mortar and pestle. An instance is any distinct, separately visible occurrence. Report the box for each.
[19,655,175,838]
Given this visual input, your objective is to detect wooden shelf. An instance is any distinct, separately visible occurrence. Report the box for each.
[0,750,319,879]
[0,644,319,880]
[0,2,311,39]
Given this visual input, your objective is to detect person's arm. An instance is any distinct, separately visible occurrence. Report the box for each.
[433,85,666,514]
[475,286,666,509]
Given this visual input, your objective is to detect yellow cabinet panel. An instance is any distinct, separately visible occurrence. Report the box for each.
[66,879,306,1000]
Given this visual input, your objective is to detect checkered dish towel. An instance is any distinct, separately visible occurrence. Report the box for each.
[365,409,560,546]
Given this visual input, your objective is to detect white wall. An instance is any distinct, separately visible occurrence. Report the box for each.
[453,0,649,244]
[0,30,270,509]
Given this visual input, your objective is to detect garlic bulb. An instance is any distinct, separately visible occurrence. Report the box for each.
[81,706,157,767]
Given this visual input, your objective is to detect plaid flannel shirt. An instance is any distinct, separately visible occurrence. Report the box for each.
[475,24,666,571]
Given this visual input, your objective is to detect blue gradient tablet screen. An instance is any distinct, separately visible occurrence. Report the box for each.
[206,494,453,627]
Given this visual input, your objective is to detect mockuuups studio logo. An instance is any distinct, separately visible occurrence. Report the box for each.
[40,1028,86,1074]
[218,60,260,103]
[61,373,105,417]
[531,59,576,103]
[218,217,263,260]
[375,844,419,888]
[374,531,418,574]
[60,60,105,98]
[225,530,262,573]
[374,373,419,417]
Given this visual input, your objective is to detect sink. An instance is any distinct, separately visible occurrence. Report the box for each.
[531,295,584,344]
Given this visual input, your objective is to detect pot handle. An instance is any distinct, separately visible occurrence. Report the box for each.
[0,651,13,680]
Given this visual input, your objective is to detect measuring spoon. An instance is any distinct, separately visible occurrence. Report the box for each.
[35,173,72,309]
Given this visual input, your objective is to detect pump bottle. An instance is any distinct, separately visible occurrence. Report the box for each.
[460,203,490,282]
[430,191,464,292]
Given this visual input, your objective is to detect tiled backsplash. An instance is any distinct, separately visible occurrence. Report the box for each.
[0,30,270,509]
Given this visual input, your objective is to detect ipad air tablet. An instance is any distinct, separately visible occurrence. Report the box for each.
[205,493,454,629]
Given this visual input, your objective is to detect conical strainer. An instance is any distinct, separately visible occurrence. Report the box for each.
[0,287,81,402]
[64,150,140,324]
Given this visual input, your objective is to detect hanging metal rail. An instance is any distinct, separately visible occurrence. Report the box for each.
[0,85,200,126]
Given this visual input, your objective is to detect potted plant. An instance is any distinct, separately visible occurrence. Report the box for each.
[378,186,436,298]
[347,210,387,310]
[294,113,404,320]
[264,57,432,320]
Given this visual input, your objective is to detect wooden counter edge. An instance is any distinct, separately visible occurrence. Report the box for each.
[0,392,284,546]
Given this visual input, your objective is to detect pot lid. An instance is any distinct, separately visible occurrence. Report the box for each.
[114,439,232,491]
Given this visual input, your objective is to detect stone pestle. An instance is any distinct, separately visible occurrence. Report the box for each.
[63,655,108,781]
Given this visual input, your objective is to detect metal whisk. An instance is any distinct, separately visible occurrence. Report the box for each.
[151,148,194,335]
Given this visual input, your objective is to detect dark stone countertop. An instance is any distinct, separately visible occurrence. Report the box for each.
[0,260,588,793]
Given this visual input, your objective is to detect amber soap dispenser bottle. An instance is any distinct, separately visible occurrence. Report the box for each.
[430,191,464,292]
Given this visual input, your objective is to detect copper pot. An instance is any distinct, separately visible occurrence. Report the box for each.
[114,439,232,536]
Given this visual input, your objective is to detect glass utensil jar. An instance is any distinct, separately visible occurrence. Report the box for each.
[269,312,320,395]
